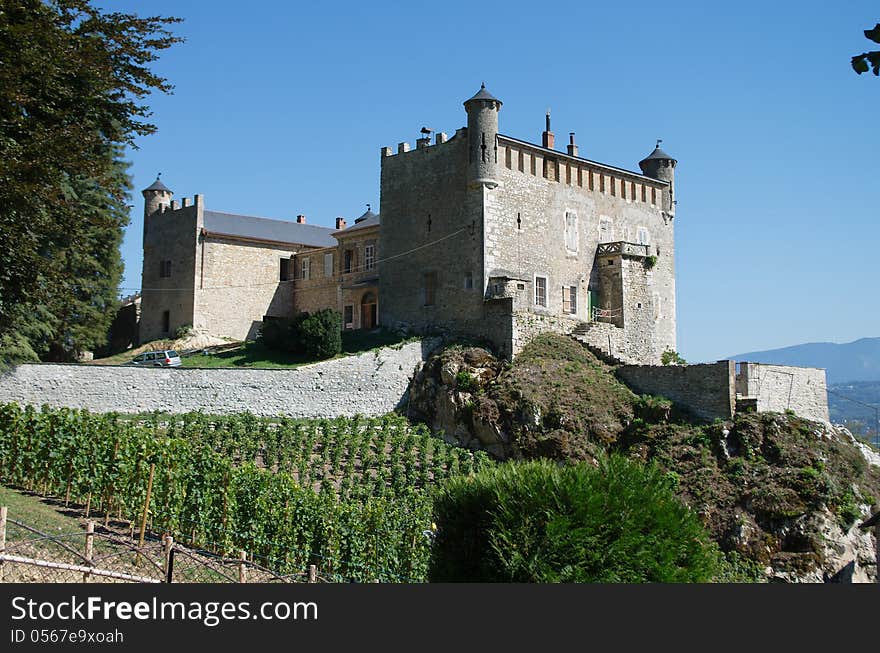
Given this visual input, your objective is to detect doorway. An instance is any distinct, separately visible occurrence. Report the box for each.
[360,292,377,329]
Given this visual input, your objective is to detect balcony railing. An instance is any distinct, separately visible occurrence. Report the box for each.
[596,241,650,257]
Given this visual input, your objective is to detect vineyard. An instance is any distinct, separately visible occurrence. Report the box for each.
[0,403,493,581]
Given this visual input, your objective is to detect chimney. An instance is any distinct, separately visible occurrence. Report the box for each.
[296,214,306,224]
[542,110,554,150]
[335,217,347,230]
[567,132,578,157]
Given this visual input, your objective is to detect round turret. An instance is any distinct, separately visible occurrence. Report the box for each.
[638,141,676,185]
[141,174,173,218]
[463,83,502,188]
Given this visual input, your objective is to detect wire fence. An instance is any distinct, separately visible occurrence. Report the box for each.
[0,506,336,584]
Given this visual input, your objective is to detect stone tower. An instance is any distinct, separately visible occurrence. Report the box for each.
[463,83,502,188]
[638,142,677,214]
[141,175,173,220]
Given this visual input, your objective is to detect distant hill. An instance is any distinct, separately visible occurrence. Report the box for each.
[827,380,880,436]
[728,337,880,384]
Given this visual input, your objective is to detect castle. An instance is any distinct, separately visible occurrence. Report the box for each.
[140,84,677,364]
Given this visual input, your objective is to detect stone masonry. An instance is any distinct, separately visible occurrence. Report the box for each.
[617,361,737,421]
[736,362,829,422]
[0,341,435,418]
[615,360,830,423]
[378,85,676,363]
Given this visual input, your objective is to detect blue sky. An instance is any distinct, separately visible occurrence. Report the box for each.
[120,0,879,362]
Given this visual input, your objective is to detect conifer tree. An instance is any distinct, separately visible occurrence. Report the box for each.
[0,0,182,365]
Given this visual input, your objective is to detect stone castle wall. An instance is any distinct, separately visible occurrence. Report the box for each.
[736,363,829,423]
[378,134,487,337]
[195,236,297,341]
[140,200,200,342]
[616,360,736,421]
[490,138,676,363]
[0,341,435,417]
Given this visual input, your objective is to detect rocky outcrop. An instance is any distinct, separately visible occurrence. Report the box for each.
[407,346,510,458]
[405,335,880,582]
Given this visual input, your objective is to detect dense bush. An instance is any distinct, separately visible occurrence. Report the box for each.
[299,309,342,359]
[428,456,720,582]
[258,313,310,353]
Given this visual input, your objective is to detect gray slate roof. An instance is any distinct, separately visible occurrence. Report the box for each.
[143,177,172,193]
[640,145,676,163]
[338,209,379,234]
[464,83,502,106]
[203,211,336,248]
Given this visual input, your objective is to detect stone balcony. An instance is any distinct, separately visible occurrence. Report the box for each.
[596,241,650,258]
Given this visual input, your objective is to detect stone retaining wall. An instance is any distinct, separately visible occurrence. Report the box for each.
[616,360,736,421]
[0,340,436,417]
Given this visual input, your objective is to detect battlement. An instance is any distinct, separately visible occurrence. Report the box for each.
[381,129,456,158]
[498,135,666,206]
[158,194,204,214]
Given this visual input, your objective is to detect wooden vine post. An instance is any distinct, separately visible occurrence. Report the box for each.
[238,550,247,583]
[136,463,155,565]
[0,506,7,582]
[83,521,94,583]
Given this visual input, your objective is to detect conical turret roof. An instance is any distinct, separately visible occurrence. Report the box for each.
[639,144,676,165]
[464,83,502,107]
[143,176,171,193]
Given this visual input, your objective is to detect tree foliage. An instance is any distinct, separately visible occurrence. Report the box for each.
[0,0,181,364]
[851,23,880,76]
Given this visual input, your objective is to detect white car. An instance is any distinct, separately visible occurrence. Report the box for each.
[127,350,182,367]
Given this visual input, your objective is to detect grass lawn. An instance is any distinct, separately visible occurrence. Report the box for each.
[0,485,84,540]
[180,328,415,369]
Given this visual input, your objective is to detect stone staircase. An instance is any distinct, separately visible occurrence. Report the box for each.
[570,321,632,366]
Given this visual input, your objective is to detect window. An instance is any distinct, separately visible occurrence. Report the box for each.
[534,276,547,307]
[364,244,375,270]
[424,272,437,306]
[564,211,578,253]
[562,286,577,315]
[343,305,354,328]
[279,258,290,281]
[324,253,334,277]
[159,260,171,278]
[599,218,613,243]
[464,273,473,289]
[161,310,170,334]
[344,249,354,273]
[301,257,310,280]
[637,227,650,245]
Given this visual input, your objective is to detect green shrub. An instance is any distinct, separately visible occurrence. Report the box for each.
[174,323,193,340]
[429,455,720,582]
[299,309,342,359]
[259,313,311,353]
[645,255,658,269]
[455,370,480,393]
[661,349,687,365]
[634,394,673,422]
